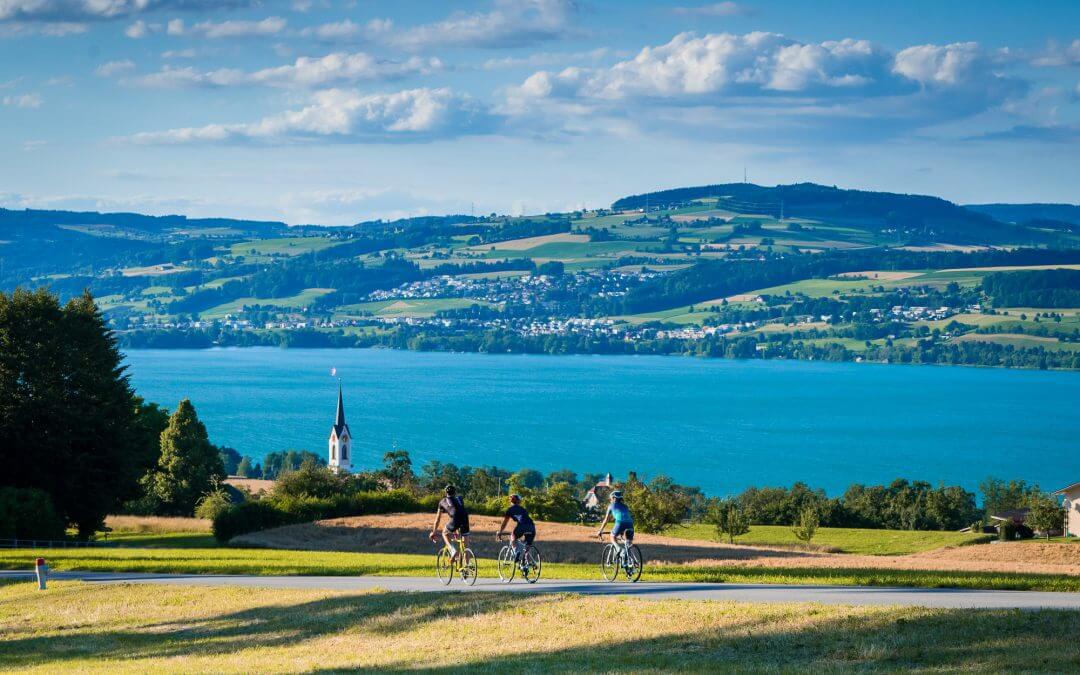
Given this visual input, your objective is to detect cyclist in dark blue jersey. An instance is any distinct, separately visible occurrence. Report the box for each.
[430,484,470,561]
[496,493,536,560]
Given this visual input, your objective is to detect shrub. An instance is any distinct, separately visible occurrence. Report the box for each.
[706,497,750,544]
[194,489,234,521]
[212,501,291,542]
[792,506,820,543]
[0,487,66,540]
[272,462,352,500]
[998,520,1018,541]
[624,475,691,534]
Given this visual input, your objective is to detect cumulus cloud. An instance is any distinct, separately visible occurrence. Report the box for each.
[673,2,753,17]
[94,58,136,77]
[504,32,1028,143]
[127,87,494,144]
[382,0,575,50]
[124,52,441,88]
[2,92,42,107]
[1031,39,1080,67]
[182,16,286,39]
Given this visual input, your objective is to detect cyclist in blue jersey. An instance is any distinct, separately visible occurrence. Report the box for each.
[597,489,634,545]
[496,493,536,560]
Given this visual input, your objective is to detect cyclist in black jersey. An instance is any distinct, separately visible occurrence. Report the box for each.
[495,493,536,560]
[430,484,470,561]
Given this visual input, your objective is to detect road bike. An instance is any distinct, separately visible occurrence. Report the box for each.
[496,533,542,583]
[433,532,477,586]
[598,531,643,582]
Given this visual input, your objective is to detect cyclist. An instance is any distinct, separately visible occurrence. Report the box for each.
[596,489,634,546]
[430,484,470,561]
[495,493,536,560]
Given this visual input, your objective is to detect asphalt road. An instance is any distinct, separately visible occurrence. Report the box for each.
[4,570,1080,609]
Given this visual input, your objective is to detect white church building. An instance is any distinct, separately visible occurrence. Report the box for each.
[328,383,352,473]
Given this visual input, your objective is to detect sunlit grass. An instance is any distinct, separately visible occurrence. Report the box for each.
[670,524,991,556]
[2,582,1079,672]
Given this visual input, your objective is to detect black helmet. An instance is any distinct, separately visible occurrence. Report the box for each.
[444,485,456,496]
[510,493,521,504]
[611,490,624,500]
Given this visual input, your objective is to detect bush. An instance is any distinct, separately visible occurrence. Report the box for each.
[624,475,691,534]
[194,489,234,521]
[706,497,750,543]
[792,506,820,543]
[0,487,66,540]
[272,462,352,500]
[998,520,1018,541]
[212,501,291,542]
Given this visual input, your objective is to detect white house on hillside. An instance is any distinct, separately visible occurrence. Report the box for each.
[328,383,352,474]
[1053,482,1080,537]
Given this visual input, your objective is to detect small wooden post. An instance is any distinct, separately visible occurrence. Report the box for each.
[34,557,47,590]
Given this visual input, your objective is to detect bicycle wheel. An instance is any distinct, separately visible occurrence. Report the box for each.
[436,548,454,585]
[600,544,619,582]
[521,545,542,584]
[625,545,643,582]
[497,545,516,583]
[460,547,478,586]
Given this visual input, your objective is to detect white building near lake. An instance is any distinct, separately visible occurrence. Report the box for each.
[328,383,352,474]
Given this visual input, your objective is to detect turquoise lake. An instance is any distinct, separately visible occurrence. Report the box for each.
[122,348,1079,497]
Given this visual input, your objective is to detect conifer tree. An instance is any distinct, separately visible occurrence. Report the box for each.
[148,399,225,515]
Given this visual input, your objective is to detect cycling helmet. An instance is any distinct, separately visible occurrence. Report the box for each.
[444,484,456,496]
[509,493,521,504]
[611,490,624,500]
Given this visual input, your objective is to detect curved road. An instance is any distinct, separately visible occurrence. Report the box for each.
[4,570,1080,609]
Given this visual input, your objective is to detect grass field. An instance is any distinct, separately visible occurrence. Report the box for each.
[200,287,334,319]
[229,237,340,257]
[671,525,990,556]
[4,546,1080,591]
[3,582,1079,672]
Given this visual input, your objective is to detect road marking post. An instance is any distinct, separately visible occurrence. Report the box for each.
[35,558,47,590]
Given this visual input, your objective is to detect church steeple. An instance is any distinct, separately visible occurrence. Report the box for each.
[328,380,352,473]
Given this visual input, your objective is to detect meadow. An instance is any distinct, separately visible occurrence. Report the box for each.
[671,524,989,556]
[2,581,1079,672]
[229,237,341,257]
[4,545,1080,592]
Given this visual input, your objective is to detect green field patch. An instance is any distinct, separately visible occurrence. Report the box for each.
[229,237,341,257]
[201,288,334,319]
[953,333,1080,351]
[120,263,189,277]
[671,524,989,556]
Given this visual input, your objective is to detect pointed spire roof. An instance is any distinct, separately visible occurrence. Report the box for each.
[332,381,350,438]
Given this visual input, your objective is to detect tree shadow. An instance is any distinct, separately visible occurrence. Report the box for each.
[0,590,514,669]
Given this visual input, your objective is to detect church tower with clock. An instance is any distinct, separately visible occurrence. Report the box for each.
[328,382,352,474]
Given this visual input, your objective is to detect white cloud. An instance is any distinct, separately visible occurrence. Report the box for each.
[482,47,611,71]
[161,47,195,58]
[381,0,575,50]
[2,92,42,107]
[1031,39,1080,67]
[173,16,286,39]
[673,2,753,17]
[892,42,983,87]
[124,18,149,37]
[128,87,494,144]
[300,17,390,43]
[94,58,135,77]
[509,32,894,103]
[126,52,441,88]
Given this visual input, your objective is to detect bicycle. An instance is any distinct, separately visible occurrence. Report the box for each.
[496,533,542,584]
[433,532,477,586]
[597,531,643,582]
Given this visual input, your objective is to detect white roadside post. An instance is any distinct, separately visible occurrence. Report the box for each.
[35,557,47,590]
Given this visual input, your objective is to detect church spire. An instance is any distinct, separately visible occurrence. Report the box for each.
[334,380,347,433]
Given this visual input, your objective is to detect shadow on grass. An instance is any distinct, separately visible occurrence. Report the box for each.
[4,589,1080,671]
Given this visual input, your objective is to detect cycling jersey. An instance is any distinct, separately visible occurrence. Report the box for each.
[439,495,470,534]
[608,501,633,525]
[504,504,535,530]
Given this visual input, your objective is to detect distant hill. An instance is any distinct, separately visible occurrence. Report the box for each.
[612,182,1049,246]
[965,203,1080,228]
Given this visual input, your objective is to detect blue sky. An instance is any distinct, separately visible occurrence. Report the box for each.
[1,0,1077,224]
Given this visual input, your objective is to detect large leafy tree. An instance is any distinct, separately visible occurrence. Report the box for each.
[147,399,225,515]
[0,289,151,537]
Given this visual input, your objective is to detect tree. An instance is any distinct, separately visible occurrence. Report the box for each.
[272,460,351,500]
[706,497,750,543]
[623,474,690,534]
[0,289,150,537]
[1027,494,1065,539]
[218,447,242,475]
[236,456,260,478]
[146,399,226,516]
[420,460,467,494]
[262,450,325,479]
[546,469,578,488]
[792,505,819,544]
[509,468,544,492]
[380,450,417,491]
[468,467,506,499]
